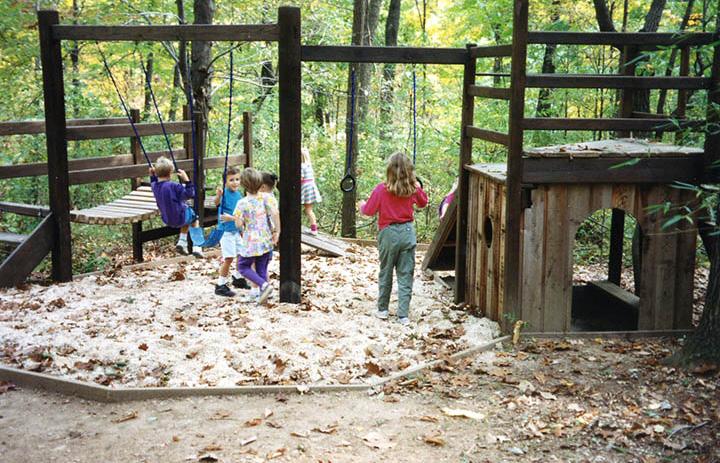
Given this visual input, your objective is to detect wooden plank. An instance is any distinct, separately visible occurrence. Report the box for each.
[673,195,696,330]
[66,121,191,140]
[300,45,467,64]
[522,117,703,132]
[0,214,55,287]
[39,10,72,283]
[527,31,714,47]
[526,74,709,90]
[454,43,477,304]
[520,186,545,332]
[543,185,570,332]
[467,85,511,100]
[522,156,703,184]
[278,6,302,304]
[631,111,670,119]
[503,0,529,328]
[0,117,126,136]
[301,228,346,257]
[421,197,457,271]
[0,150,185,180]
[466,126,510,145]
[588,280,640,310]
[53,24,280,42]
[0,202,50,217]
[68,154,245,184]
[703,32,720,180]
[469,45,513,58]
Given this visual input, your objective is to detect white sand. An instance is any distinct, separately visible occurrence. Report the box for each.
[0,245,499,388]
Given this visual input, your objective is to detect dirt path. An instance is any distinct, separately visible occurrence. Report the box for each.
[1,337,718,463]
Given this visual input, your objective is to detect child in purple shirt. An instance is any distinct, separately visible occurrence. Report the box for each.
[150,156,202,257]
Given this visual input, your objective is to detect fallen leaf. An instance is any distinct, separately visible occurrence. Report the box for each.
[362,431,396,450]
[266,447,286,459]
[264,408,274,418]
[365,361,384,376]
[419,415,439,423]
[112,410,138,423]
[423,433,446,447]
[312,423,338,434]
[266,421,282,429]
[244,418,263,427]
[441,407,485,421]
[202,444,222,452]
[138,343,149,351]
[291,431,309,438]
[239,436,257,446]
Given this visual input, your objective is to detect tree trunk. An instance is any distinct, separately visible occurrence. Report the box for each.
[379,0,401,151]
[252,61,277,111]
[177,0,189,114]
[191,0,215,122]
[535,0,560,117]
[169,63,181,121]
[492,24,503,86]
[341,0,367,238]
[143,52,154,121]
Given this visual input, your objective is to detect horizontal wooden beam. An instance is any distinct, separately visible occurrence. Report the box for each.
[0,150,185,180]
[0,117,127,136]
[521,117,704,131]
[53,24,279,42]
[526,74,710,90]
[301,45,467,64]
[68,154,245,184]
[631,111,671,119]
[66,121,191,141]
[527,31,714,47]
[469,45,512,58]
[0,213,54,288]
[466,126,510,146]
[468,85,511,100]
[0,202,50,217]
[522,155,703,184]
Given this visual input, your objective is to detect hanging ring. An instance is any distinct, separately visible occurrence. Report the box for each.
[340,174,356,193]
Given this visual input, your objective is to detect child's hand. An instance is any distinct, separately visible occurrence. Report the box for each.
[149,167,156,176]
[272,230,279,245]
[357,200,366,211]
[177,169,190,182]
[216,186,223,197]
[415,181,421,188]
[220,213,235,222]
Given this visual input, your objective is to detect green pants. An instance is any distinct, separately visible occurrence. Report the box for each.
[377,222,417,318]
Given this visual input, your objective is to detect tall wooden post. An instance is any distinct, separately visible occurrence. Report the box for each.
[38,10,72,282]
[675,46,690,144]
[193,110,206,225]
[703,33,720,181]
[278,6,302,303]
[608,208,625,285]
[454,43,476,304]
[243,111,253,168]
[130,108,143,262]
[503,0,529,327]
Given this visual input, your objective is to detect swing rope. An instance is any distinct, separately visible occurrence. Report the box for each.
[96,43,152,167]
[412,69,417,165]
[219,48,234,216]
[183,49,201,214]
[138,50,178,171]
[340,68,357,193]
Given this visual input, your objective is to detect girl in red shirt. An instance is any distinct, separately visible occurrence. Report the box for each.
[359,153,428,325]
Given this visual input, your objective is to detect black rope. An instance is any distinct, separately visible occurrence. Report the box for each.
[219,48,234,215]
[96,42,152,167]
[340,68,357,193]
[184,49,200,213]
[138,50,178,170]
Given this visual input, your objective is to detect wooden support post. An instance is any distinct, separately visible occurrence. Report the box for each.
[503,0,529,328]
[193,110,206,225]
[38,10,72,282]
[130,108,143,262]
[703,34,720,181]
[243,111,253,168]
[618,46,638,138]
[278,6,302,303]
[454,44,476,304]
[608,208,625,285]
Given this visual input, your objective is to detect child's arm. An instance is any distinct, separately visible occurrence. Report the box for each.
[214,186,223,207]
[271,209,281,245]
[359,185,382,216]
[414,182,429,209]
[175,169,195,200]
[149,167,158,184]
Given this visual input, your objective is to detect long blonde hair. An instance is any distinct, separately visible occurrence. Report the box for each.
[385,152,416,197]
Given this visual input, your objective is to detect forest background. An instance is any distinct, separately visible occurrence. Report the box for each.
[0,0,717,274]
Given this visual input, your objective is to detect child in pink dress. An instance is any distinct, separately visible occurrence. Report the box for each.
[301,148,322,235]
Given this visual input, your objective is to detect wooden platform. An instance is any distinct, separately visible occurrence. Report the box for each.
[524,138,703,158]
[301,227,347,257]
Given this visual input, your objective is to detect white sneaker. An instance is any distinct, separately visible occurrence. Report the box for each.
[374,310,389,320]
[175,243,189,255]
[258,283,273,305]
[397,317,410,326]
[191,247,204,258]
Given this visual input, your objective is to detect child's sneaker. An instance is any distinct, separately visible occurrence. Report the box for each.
[232,276,250,289]
[397,317,410,326]
[373,310,389,320]
[247,287,260,301]
[191,247,204,258]
[257,283,273,305]
[175,243,189,255]
[309,224,318,236]
[214,284,235,297]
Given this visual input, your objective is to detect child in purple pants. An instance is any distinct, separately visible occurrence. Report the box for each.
[233,168,281,305]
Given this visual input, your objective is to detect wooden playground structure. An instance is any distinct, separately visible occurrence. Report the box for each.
[1,1,718,333]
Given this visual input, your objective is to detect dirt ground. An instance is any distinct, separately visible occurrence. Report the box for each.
[1,336,718,463]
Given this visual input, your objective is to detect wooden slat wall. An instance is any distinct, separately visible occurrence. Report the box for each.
[466,171,696,332]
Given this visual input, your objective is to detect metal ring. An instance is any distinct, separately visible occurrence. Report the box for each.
[340,174,356,193]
